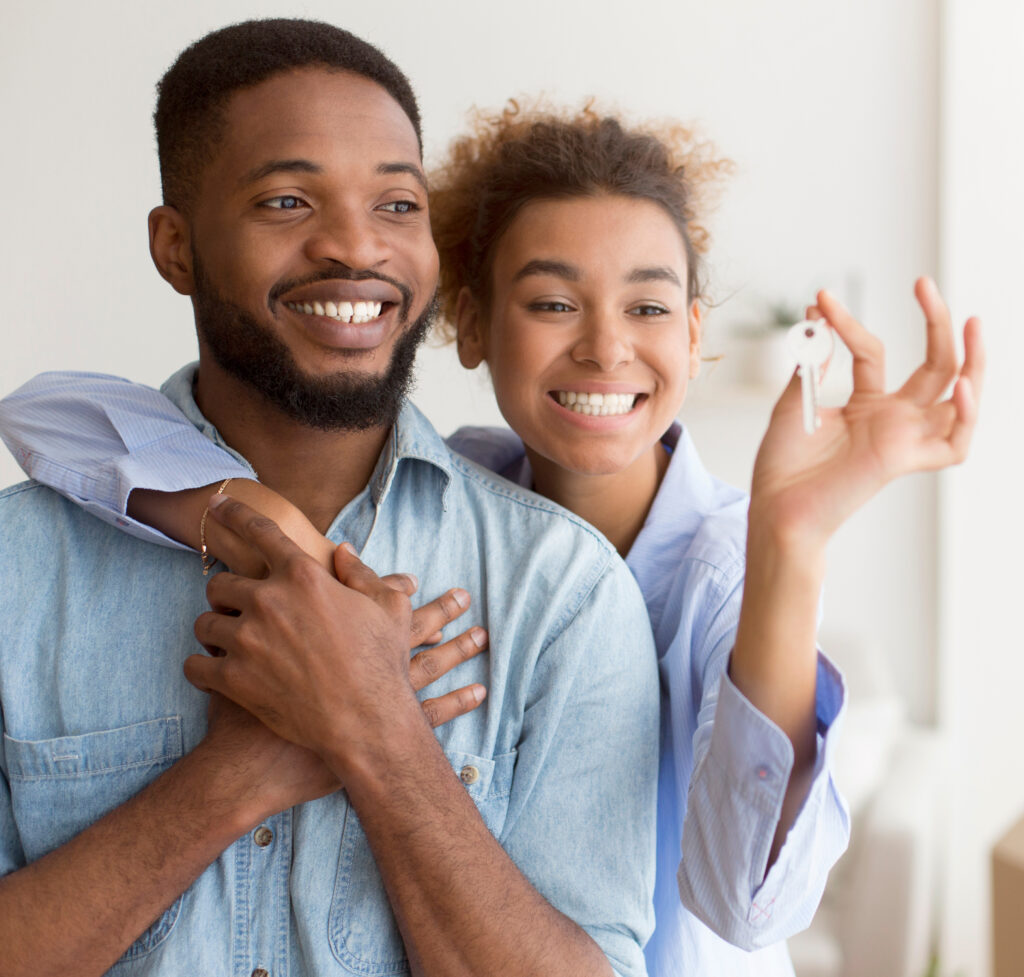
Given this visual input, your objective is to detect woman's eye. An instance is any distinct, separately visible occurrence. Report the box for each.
[379,200,421,214]
[630,304,670,317]
[262,196,306,210]
[529,301,575,314]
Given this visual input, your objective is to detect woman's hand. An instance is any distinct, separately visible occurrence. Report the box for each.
[749,276,984,548]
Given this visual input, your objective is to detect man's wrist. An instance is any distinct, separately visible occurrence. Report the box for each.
[321,692,439,803]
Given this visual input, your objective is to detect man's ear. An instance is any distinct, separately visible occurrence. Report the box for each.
[149,206,194,296]
[455,286,487,369]
[687,300,703,379]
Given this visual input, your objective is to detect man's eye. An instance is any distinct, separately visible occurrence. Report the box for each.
[379,200,421,214]
[263,196,306,210]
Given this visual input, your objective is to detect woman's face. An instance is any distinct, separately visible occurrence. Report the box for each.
[457,194,702,477]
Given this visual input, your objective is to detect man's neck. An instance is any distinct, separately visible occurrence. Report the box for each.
[194,362,391,534]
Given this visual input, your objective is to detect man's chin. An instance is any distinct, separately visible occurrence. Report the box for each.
[194,290,434,432]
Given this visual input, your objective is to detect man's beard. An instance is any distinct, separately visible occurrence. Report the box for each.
[192,256,434,432]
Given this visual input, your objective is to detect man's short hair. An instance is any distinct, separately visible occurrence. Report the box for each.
[154,18,422,213]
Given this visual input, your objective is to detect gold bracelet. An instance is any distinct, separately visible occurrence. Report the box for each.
[200,478,233,575]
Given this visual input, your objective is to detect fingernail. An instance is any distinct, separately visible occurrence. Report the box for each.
[340,542,358,556]
[208,493,230,509]
[404,573,418,590]
[452,588,470,608]
[471,626,487,647]
[471,684,487,703]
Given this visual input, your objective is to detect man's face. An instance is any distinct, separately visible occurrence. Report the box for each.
[184,67,439,430]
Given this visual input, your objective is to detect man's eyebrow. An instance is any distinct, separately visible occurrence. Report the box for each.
[626,266,683,287]
[241,159,322,187]
[377,162,428,192]
[512,259,581,283]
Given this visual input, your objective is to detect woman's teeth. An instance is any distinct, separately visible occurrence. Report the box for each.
[285,300,384,324]
[556,391,637,416]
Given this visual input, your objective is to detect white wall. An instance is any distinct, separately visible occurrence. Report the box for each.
[938,3,1024,975]
[1,0,943,723]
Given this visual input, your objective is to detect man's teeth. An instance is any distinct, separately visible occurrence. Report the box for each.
[285,300,384,324]
[555,391,638,416]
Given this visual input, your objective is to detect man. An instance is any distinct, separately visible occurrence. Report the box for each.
[0,19,658,977]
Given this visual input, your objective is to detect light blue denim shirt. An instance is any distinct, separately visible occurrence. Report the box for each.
[0,367,659,977]
[451,425,850,977]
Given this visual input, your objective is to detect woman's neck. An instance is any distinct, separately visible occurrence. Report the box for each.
[526,440,670,558]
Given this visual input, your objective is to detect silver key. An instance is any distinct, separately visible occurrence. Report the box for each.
[785,320,834,434]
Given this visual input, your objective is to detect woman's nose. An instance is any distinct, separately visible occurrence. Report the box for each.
[570,312,635,370]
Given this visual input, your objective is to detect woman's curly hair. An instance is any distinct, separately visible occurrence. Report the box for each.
[429,99,732,341]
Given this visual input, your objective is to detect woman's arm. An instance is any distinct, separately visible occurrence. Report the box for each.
[731,277,983,862]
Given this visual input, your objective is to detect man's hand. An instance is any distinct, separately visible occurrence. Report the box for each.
[186,498,474,768]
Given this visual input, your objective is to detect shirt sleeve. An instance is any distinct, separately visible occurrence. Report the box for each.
[676,572,850,949]
[0,372,254,550]
[498,560,659,977]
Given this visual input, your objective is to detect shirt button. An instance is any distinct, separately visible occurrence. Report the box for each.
[756,766,769,780]
[459,764,480,785]
[253,826,274,847]
[252,970,269,977]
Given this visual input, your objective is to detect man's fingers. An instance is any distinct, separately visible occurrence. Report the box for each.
[333,543,410,617]
[420,684,487,729]
[194,609,242,656]
[381,572,419,597]
[409,588,471,648]
[183,651,223,694]
[409,626,488,692]
[207,495,307,571]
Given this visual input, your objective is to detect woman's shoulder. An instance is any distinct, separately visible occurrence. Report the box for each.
[445,425,526,481]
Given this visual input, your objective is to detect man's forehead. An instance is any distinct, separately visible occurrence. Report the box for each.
[217,67,421,169]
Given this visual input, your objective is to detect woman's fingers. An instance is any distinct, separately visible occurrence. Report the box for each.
[420,684,487,729]
[409,588,471,648]
[816,289,886,392]
[409,625,488,692]
[897,277,960,405]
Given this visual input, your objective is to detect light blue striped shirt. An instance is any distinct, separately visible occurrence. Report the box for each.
[0,372,848,977]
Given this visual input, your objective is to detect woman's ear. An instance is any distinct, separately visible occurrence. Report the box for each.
[688,300,703,379]
[455,286,487,369]
[149,206,194,296]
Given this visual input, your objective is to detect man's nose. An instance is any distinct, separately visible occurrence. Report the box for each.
[570,311,635,371]
[302,204,390,271]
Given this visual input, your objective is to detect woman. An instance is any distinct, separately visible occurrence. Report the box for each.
[0,103,983,975]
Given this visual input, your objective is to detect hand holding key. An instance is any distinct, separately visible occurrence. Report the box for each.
[748,277,984,548]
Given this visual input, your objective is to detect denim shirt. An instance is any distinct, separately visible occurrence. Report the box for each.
[0,367,659,977]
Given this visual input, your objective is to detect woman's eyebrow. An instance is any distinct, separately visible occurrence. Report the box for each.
[626,266,682,286]
[513,259,580,283]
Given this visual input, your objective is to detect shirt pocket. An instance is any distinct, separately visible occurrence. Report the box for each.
[4,716,185,963]
[329,748,516,976]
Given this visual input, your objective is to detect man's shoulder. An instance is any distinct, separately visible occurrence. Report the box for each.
[443,446,615,555]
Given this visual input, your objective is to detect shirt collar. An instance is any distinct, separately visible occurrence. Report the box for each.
[160,362,453,507]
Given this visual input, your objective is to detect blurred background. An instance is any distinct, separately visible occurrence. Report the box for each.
[1,1,1020,974]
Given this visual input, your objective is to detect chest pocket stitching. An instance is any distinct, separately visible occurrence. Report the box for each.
[3,716,186,962]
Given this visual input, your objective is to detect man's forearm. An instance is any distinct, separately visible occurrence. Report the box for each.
[0,745,257,977]
[335,706,614,977]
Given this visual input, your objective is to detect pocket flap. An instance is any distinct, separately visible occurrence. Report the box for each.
[5,716,183,781]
